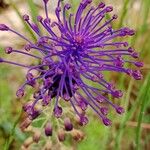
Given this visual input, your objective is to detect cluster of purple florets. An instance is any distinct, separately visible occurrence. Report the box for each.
[0,0,143,127]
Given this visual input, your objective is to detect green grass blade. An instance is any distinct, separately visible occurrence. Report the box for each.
[115,74,150,149]
[27,0,39,23]
[115,79,134,150]
[9,0,37,42]
[3,109,23,150]
[118,0,130,28]
[135,73,150,150]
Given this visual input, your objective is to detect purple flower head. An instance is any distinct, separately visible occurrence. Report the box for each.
[0,0,143,127]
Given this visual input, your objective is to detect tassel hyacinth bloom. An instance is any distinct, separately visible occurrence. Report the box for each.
[0,0,143,127]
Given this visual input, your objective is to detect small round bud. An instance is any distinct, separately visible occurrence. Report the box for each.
[64,118,73,131]
[16,88,24,98]
[29,110,40,120]
[44,18,51,24]
[33,130,41,143]
[26,73,34,81]
[0,58,4,63]
[23,14,29,21]
[78,100,88,111]
[128,29,135,36]
[5,47,13,54]
[45,122,52,136]
[134,62,144,67]
[42,95,51,106]
[128,47,134,53]
[102,118,112,126]
[63,94,70,101]
[98,2,105,8]
[58,129,65,142]
[56,7,61,13]
[126,69,133,76]
[111,90,123,98]
[24,44,31,51]
[65,4,71,10]
[132,52,139,58]
[123,42,129,47]
[53,106,63,118]
[100,107,108,115]
[0,24,9,31]
[106,6,113,12]
[43,0,49,3]
[116,107,125,114]
[37,16,43,22]
[113,14,118,19]
[79,115,88,126]
[132,70,143,80]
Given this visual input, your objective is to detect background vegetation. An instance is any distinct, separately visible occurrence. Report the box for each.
[0,0,150,149]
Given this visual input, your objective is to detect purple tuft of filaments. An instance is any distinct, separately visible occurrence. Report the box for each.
[0,0,143,126]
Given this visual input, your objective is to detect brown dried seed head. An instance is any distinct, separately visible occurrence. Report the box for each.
[71,129,85,141]
[58,129,65,142]
[32,130,41,143]
[20,118,32,131]
[23,137,33,148]
[44,141,52,150]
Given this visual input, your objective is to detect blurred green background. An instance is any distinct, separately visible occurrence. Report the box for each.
[0,0,150,149]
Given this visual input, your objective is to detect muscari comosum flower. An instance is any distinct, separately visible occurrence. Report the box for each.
[0,0,143,128]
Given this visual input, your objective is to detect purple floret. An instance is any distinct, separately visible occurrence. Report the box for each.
[0,0,143,126]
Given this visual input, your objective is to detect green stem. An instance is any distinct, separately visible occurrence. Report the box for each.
[136,74,150,150]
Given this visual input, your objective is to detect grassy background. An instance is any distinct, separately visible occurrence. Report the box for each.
[0,0,150,149]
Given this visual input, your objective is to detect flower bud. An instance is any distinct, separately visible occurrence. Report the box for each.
[33,130,41,143]
[20,118,32,131]
[23,137,33,148]
[43,0,49,4]
[64,118,73,131]
[42,95,51,106]
[45,122,52,136]
[0,58,4,63]
[0,24,9,31]
[132,52,139,58]
[16,88,24,98]
[102,118,112,126]
[53,106,63,118]
[106,6,113,12]
[111,90,123,98]
[24,44,31,51]
[98,2,105,8]
[71,129,85,141]
[58,129,65,142]
[128,47,134,53]
[79,115,88,126]
[37,15,43,22]
[132,70,143,80]
[100,107,108,115]
[134,62,144,67]
[23,14,29,21]
[29,110,40,120]
[5,47,13,54]
[116,106,125,114]
[26,73,34,81]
